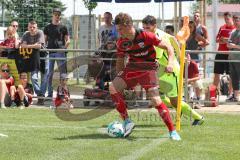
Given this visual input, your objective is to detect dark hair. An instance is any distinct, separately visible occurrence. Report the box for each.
[115,12,133,26]
[29,20,37,25]
[104,12,112,17]
[224,12,232,17]
[165,25,174,33]
[142,15,156,25]
[233,14,240,19]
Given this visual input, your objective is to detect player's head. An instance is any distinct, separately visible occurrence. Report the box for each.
[165,25,174,35]
[103,12,113,25]
[223,12,233,25]
[233,15,240,27]
[0,63,10,78]
[142,15,157,33]
[115,13,133,37]
[11,21,18,31]
[19,72,28,84]
[28,20,38,35]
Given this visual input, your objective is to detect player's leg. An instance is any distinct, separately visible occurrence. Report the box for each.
[0,80,9,108]
[17,85,26,109]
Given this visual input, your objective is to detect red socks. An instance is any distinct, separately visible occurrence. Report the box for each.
[111,92,128,120]
[156,102,175,132]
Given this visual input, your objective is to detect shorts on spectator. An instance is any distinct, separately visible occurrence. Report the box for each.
[214,54,230,74]
[14,94,32,107]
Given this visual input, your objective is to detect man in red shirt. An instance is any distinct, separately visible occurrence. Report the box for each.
[213,12,235,100]
[109,13,181,140]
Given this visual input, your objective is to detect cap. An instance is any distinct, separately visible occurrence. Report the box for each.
[53,8,61,14]
[60,73,69,80]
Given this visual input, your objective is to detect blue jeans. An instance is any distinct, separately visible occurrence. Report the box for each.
[47,52,67,97]
[40,55,49,96]
[31,70,42,96]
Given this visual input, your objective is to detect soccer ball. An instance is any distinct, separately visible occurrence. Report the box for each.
[107,121,124,138]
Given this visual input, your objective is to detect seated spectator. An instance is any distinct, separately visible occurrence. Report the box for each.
[10,72,33,109]
[54,73,73,109]
[0,26,19,57]
[0,63,14,108]
[185,54,203,106]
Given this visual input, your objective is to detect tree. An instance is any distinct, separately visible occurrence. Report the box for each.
[207,0,240,4]
[1,0,66,35]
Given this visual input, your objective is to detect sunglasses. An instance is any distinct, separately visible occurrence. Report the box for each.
[2,69,9,73]
[12,25,18,27]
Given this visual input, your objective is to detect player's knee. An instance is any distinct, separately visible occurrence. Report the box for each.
[109,83,117,94]
[150,96,162,107]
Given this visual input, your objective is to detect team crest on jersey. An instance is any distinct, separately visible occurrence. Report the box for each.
[138,42,144,48]
[119,39,133,51]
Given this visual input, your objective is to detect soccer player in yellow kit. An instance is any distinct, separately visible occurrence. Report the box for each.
[142,15,204,125]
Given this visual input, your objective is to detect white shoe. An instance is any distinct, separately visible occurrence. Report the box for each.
[123,119,135,137]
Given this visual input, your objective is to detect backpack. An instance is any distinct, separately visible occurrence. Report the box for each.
[204,84,219,107]
[220,75,229,96]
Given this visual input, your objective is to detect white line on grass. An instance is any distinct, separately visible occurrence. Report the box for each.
[119,134,169,160]
[0,133,8,138]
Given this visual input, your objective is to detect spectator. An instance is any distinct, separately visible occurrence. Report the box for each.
[213,12,235,100]
[10,72,33,109]
[0,63,14,108]
[186,20,209,63]
[185,54,203,106]
[54,73,73,109]
[165,25,174,36]
[10,21,19,39]
[98,12,117,49]
[0,26,19,57]
[193,10,209,45]
[44,8,70,99]
[227,15,240,102]
[21,20,45,105]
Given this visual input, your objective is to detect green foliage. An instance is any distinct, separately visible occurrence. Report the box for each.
[82,0,97,12]
[207,0,240,4]
[2,0,66,35]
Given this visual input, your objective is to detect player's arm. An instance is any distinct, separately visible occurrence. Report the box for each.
[169,36,181,59]
[156,39,175,73]
[64,35,70,48]
[227,42,240,50]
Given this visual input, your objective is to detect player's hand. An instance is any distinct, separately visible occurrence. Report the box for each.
[165,65,173,73]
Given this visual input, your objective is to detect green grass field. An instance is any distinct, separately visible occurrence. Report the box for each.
[0,108,240,160]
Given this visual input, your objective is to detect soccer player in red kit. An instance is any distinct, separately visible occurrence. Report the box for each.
[109,13,181,140]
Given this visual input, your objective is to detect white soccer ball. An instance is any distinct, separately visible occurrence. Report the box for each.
[107,121,124,138]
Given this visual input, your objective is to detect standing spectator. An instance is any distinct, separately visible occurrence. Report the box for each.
[10,21,19,39]
[0,63,14,108]
[98,12,117,49]
[227,15,240,102]
[186,20,209,63]
[165,25,175,36]
[213,12,235,100]
[10,72,33,109]
[193,10,209,45]
[21,20,45,105]
[44,8,70,99]
[0,26,19,57]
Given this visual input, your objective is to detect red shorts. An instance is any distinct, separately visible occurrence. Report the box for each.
[14,93,32,107]
[117,68,158,90]
[54,97,64,107]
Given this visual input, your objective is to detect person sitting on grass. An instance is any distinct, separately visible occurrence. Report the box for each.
[54,73,73,109]
[10,72,33,109]
[0,63,14,109]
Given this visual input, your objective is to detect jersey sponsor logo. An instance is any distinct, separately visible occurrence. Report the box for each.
[134,51,148,57]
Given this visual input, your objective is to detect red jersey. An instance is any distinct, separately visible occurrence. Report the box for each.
[6,76,14,92]
[116,29,161,70]
[0,38,16,48]
[216,24,235,51]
